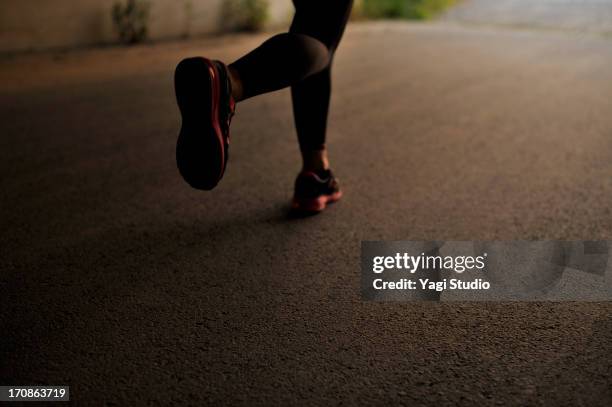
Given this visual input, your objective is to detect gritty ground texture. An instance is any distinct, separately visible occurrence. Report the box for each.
[1,22,611,406]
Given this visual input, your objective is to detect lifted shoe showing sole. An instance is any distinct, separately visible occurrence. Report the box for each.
[175,57,235,190]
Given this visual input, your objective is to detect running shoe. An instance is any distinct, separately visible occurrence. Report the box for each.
[291,169,343,213]
[175,57,235,190]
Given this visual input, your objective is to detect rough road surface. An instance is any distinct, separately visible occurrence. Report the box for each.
[1,22,611,405]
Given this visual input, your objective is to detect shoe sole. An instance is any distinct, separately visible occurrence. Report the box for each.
[291,190,343,213]
[175,57,224,190]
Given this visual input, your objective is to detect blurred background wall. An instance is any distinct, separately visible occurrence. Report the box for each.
[0,0,294,53]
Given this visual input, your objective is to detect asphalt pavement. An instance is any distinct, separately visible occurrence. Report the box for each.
[1,21,611,405]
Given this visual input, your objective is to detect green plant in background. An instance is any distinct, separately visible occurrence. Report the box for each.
[360,0,456,20]
[221,0,269,32]
[111,0,151,44]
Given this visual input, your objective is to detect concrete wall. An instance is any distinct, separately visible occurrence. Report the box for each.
[0,0,294,53]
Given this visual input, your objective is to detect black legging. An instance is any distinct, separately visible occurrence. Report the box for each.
[229,0,353,152]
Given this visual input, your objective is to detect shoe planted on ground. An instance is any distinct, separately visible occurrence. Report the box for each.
[175,57,235,190]
[291,169,343,213]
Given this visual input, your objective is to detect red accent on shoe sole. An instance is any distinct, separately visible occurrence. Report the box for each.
[201,59,225,184]
[291,190,343,213]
